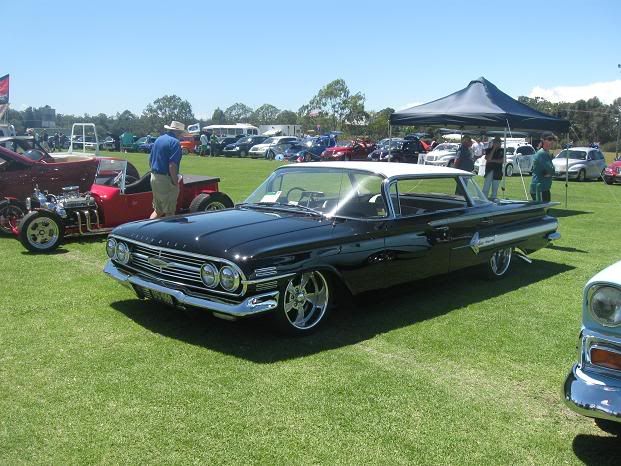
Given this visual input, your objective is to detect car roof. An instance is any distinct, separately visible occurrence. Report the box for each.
[283,161,472,178]
[562,146,594,151]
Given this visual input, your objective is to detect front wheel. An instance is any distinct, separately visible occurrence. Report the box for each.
[189,192,234,212]
[576,169,586,182]
[486,247,513,279]
[505,164,514,177]
[239,150,247,158]
[0,200,26,235]
[271,271,332,335]
[604,176,614,185]
[181,148,189,155]
[19,210,65,253]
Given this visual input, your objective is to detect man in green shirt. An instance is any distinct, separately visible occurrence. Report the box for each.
[210,133,218,157]
[530,131,557,202]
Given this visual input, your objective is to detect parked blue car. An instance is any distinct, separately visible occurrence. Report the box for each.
[138,136,157,153]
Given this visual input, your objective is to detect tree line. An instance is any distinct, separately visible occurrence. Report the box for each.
[6,79,620,149]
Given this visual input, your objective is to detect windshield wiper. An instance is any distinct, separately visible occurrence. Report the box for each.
[238,202,323,217]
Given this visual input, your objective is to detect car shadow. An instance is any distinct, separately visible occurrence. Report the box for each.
[110,259,574,363]
[546,244,589,254]
[572,434,620,464]
[548,208,592,218]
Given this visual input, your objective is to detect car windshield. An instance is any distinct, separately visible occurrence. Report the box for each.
[262,138,276,144]
[95,158,127,185]
[243,167,388,219]
[556,150,587,160]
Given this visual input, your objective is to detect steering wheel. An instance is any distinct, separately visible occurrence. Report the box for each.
[285,186,306,202]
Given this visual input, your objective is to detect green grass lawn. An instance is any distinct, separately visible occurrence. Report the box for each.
[1,153,620,464]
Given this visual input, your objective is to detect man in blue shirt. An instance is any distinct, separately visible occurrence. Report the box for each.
[149,120,185,219]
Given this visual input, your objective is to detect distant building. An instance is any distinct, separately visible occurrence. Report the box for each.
[258,125,301,137]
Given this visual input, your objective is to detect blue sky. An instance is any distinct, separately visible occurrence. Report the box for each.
[4,0,620,118]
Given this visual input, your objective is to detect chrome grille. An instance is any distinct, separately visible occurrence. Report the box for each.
[255,281,278,292]
[113,237,246,297]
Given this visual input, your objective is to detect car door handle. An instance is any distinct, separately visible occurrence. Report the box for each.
[480,219,494,225]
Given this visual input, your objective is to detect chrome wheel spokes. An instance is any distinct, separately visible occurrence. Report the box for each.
[282,271,329,330]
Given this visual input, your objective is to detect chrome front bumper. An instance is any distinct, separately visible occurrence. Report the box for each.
[563,364,621,423]
[104,260,279,317]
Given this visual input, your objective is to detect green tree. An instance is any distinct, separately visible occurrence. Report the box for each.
[300,79,365,131]
[275,110,298,125]
[211,107,226,124]
[142,95,195,133]
[251,104,280,125]
[366,107,394,139]
[224,103,253,123]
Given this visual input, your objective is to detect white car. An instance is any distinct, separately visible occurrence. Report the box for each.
[249,136,299,159]
[474,143,536,177]
[421,143,460,166]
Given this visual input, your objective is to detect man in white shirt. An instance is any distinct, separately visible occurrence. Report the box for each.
[472,138,483,159]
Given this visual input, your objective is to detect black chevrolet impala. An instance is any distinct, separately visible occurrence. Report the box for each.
[104,162,560,335]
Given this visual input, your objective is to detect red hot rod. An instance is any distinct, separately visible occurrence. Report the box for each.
[16,158,234,252]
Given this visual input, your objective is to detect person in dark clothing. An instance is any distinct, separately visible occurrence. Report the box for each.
[453,135,474,172]
[481,136,504,200]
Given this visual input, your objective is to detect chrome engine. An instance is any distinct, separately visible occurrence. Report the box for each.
[26,186,107,235]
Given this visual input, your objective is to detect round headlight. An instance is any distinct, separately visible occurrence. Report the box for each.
[106,238,117,259]
[219,266,240,292]
[590,286,621,327]
[115,242,130,265]
[200,263,219,288]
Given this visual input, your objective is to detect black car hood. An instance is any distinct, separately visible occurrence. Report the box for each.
[111,207,337,259]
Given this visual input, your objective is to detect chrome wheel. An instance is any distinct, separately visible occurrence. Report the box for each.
[577,169,586,182]
[26,217,60,250]
[282,271,330,331]
[489,248,512,278]
[505,164,514,177]
[205,201,227,211]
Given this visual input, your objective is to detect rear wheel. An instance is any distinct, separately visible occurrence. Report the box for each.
[486,247,513,279]
[181,148,189,155]
[505,163,514,177]
[271,270,332,335]
[604,176,614,185]
[19,210,65,253]
[189,192,234,212]
[0,200,26,235]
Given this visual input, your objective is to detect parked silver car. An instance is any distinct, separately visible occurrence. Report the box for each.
[563,260,621,436]
[553,147,607,181]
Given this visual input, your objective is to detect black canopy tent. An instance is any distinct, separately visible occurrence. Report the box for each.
[389,77,571,204]
[390,77,569,132]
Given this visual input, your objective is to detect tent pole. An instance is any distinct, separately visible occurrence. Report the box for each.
[388,125,392,160]
[565,132,569,208]
[501,127,507,198]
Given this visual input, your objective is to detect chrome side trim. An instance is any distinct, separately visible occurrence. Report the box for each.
[459,222,559,253]
[104,260,279,317]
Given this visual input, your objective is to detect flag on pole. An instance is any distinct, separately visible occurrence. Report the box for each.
[0,74,9,104]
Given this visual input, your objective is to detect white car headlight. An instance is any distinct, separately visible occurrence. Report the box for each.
[115,242,130,265]
[219,266,240,291]
[590,286,621,326]
[106,238,117,259]
[200,263,219,288]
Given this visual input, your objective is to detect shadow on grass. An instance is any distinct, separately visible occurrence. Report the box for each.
[19,235,107,255]
[548,208,593,218]
[111,259,574,363]
[572,434,620,465]
[546,244,589,254]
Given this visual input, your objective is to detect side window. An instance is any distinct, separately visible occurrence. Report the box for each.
[391,177,467,216]
[597,151,605,160]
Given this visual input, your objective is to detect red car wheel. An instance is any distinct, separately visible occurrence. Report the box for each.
[0,200,26,235]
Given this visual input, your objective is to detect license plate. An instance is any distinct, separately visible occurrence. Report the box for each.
[135,285,175,306]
